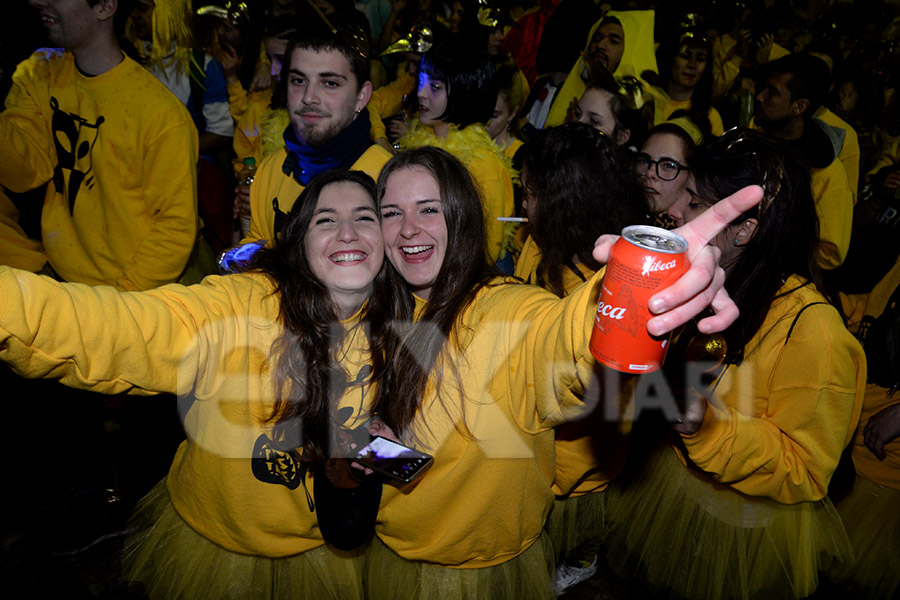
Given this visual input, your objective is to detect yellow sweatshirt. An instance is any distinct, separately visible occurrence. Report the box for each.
[367,68,415,143]
[242,144,392,245]
[811,158,854,270]
[0,50,199,291]
[377,273,604,567]
[842,256,900,490]
[0,268,376,557]
[647,87,725,137]
[513,236,630,497]
[0,188,46,272]
[680,276,865,503]
[816,107,861,204]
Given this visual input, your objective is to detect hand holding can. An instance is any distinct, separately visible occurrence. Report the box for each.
[591,185,763,337]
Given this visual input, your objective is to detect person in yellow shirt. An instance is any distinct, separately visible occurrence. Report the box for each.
[363,145,763,599]
[513,123,649,594]
[0,170,392,600]
[646,29,725,140]
[830,256,900,599]
[543,10,657,129]
[222,18,392,270]
[1,0,198,291]
[608,128,865,600]
[753,53,853,270]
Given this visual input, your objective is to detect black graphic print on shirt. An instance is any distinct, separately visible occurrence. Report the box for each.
[49,96,104,214]
[251,363,371,489]
[272,197,287,240]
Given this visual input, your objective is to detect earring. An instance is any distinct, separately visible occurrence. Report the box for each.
[733,238,741,245]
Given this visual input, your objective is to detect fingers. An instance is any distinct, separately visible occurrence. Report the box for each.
[646,248,725,335]
[697,286,739,334]
[591,234,618,264]
[674,185,763,253]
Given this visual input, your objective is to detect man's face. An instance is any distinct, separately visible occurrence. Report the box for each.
[755,71,795,133]
[286,47,371,147]
[130,0,155,42]
[587,22,625,72]
[29,0,107,50]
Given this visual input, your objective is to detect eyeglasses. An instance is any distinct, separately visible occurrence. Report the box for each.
[635,154,688,181]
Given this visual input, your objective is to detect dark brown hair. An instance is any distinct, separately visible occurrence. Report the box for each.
[251,170,393,465]
[522,122,650,297]
[373,147,497,437]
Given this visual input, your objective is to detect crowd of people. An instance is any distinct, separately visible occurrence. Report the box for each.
[1,0,899,599]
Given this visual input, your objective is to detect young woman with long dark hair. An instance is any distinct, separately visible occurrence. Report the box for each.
[604,128,865,599]
[362,145,762,599]
[0,170,392,600]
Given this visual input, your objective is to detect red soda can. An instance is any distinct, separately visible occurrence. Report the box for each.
[589,225,690,373]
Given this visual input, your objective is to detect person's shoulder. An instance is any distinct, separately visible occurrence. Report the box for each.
[15,47,71,79]
[359,143,393,163]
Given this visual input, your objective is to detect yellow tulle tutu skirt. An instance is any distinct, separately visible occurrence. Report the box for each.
[828,475,900,599]
[604,445,853,600]
[545,491,608,562]
[363,533,556,600]
[122,479,366,600]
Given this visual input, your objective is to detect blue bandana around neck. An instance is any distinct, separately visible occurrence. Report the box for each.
[282,109,372,186]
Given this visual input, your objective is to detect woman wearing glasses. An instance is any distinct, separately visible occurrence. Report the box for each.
[604,129,866,599]
[636,123,696,227]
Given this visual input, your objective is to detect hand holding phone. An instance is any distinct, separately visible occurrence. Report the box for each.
[354,436,433,483]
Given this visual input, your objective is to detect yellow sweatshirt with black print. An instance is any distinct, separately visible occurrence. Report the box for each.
[0,268,377,557]
[0,50,198,290]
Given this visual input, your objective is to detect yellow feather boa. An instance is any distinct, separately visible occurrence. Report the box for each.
[260,109,290,159]
[396,121,517,183]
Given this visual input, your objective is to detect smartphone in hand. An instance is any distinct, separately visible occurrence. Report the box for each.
[354,436,433,483]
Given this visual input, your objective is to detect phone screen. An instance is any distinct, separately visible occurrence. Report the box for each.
[355,436,433,483]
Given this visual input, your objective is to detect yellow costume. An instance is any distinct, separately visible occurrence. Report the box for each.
[544,10,658,129]
[0,268,373,599]
[514,236,632,560]
[832,257,900,599]
[0,50,199,290]
[811,158,854,270]
[605,276,865,599]
[367,272,605,599]
[646,87,725,137]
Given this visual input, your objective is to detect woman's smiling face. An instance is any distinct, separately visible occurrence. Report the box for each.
[379,166,448,300]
